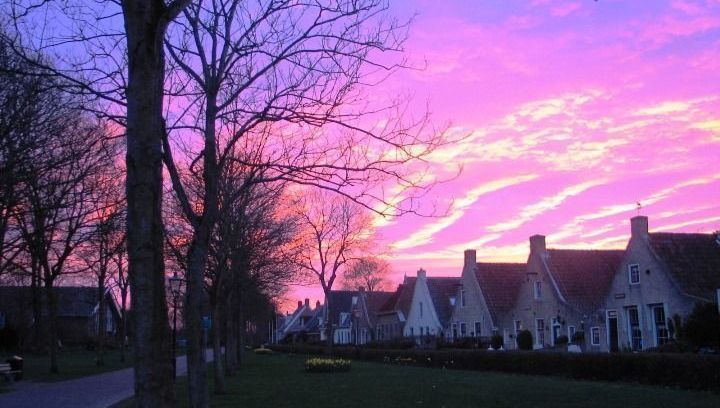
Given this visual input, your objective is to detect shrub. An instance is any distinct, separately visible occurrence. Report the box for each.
[571,331,584,344]
[305,358,351,373]
[681,302,720,350]
[490,334,504,350]
[254,347,273,355]
[555,335,569,346]
[516,330,533,350]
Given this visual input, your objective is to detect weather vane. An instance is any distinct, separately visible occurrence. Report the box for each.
[636,201,642,216]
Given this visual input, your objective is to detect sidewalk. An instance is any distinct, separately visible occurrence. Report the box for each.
[0,351,215,408]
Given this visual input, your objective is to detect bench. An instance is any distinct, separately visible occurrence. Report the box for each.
[0,363,21,383]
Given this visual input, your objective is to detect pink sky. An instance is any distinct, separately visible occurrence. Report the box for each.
[287,0,720,310]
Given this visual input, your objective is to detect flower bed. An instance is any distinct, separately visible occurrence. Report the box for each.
[305,358,351,373]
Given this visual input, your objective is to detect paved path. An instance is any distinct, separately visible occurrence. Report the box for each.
[0,351,215,408]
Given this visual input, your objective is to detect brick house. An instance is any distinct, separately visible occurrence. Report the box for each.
[507,235,623,350]
[600,216,720,352]
[449,249,525,347]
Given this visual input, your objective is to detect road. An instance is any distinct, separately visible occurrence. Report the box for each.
[0,351,215,408]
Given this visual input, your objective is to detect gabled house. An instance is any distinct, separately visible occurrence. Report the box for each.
[375,282,412,341]
[0,286,121,345]
[449,249,526,346]
[401,268,461,341]
[508,235,624,350]
[322,289,395,345]
[277,298,322,343]
[601,216,720,352]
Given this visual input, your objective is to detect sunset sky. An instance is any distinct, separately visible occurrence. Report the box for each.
[288,0,720,309]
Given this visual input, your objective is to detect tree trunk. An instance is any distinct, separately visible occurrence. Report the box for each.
[44,282,58,374]
[122,1,178,406]
[96,281,106,366]
[120,288,127,363]
[325,291,333,356]
[224,311,237,376]
[30,264,42,351]
[211,299,225,394]
[185,238,210,408]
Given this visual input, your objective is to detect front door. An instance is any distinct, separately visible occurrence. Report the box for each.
[608,311,619,352]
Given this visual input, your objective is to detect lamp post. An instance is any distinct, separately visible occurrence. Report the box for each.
[169,272,183,382]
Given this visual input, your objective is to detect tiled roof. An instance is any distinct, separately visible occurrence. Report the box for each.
[426,277,461,327]
[0,286,107,317]
[648,233,720,301]
[545,249,624,313]
[377,284,404,313]
[378,279,415,318]
[474,263,526,324]
[364,291,394,325]
[325,290,358,326]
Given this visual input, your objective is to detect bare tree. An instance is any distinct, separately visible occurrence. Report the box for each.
[294,189,372,352]
[342,256,391,292]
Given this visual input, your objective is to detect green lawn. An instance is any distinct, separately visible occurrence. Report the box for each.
[127,352,720,408]
[4,348,133,383]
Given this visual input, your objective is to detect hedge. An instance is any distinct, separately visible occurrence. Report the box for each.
[269,344,720,392]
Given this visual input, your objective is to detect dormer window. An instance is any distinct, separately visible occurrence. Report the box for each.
[534,281,542,299]
[628,264,640,285]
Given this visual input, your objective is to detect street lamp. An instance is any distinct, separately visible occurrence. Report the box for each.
[169,272,183,382]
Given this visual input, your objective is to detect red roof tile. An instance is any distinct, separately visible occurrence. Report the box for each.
[474,263,526,324]
[545,249,624,313]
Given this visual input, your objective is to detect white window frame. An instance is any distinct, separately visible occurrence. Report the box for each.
[535,318,545,346]
[568,325,576,339]
[626,306,642,350]
[591,326,600,346]
[474,321,482,337]
[460,288,466,307]
[514,320,522,336]
[628,263,640,285]
[534,281,542,299]
[651,304,669,347]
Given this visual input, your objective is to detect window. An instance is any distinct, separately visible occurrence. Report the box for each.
[652,305,669,346]
[568,325,576,339]
[628,264,640,285]
[534,281,542,299]
[627,306,642,350]
[460,288,466,307]
[514,320,522,335]
[474,322,482,338]
[451,323,457,339]
[535,319,545,346]
[420,327,424,336]
[419,301,423,318]
[426,326,431,336]
[410,327,414,336]
[460,322,467,337]
[591,327,600,345]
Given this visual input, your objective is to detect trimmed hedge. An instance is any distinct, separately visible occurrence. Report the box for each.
[270,344,720,392]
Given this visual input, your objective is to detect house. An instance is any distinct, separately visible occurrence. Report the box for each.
[401,268,461,341]
[317,289,393,345]
[600,216,720,352]
[375,282,412,341]
[0,286,121,345]
[277,298,322,343]
[507,235,624,350]
[449,249,526,346]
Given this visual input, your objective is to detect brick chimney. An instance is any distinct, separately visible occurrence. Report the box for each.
[464,249,477,271]
[529,235,546,254]
[417,268,427,280]
[358,286,365,292]
[316,300,321,309]
[304,298,310,308]
[631,216,648,239]
[297,300,302,309]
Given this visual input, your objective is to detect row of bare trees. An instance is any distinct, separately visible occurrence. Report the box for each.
[2,0,450,406]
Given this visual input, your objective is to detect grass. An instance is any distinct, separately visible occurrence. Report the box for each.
[122,352,720,408]
[3,348,133,383]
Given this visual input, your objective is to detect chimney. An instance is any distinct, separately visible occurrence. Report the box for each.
[631,216,648,239]
[464,249,477,271]
[297,300,302,309]
[417,268,426,280]
[304,298,310,308]
[358,286,365,292]
[530,235,546,254]
[316,300,321,309]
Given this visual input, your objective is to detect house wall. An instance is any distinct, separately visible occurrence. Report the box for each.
[506,237,590,350]
[449,250,496,340]
[600,217,697,352]
[404,270,443,338]
[375,312,404,340]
